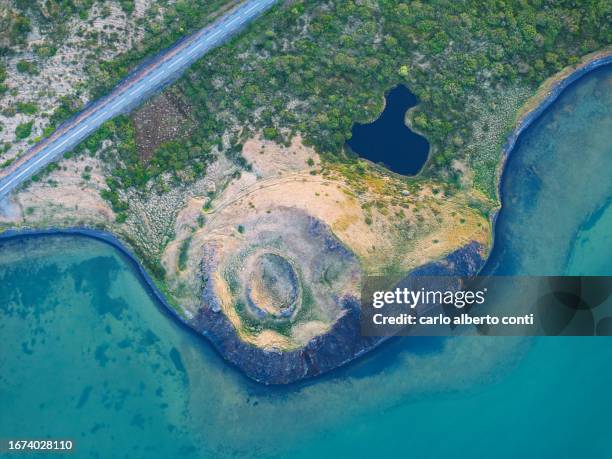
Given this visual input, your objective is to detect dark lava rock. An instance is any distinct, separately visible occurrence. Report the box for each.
[192,240,486,385]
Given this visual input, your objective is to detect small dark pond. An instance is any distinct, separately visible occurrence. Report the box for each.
[346,84,430,175]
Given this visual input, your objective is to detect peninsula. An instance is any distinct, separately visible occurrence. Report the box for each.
[1,0,609,383]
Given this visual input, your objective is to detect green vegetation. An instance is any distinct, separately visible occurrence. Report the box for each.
[86,0,239,98]
[47,95,84,132]
[100,116,215,192]
[177,0,609,198]
[16,60,37,75]
[0,0,236,161]
[4,11,31,46]
[33,44,58,59]
[234,300,292,337]
[92,0,609,202]
[233,280,316,338]
[178,236,192,271]
[75,113,216,211]
[16,102,38,115]
[0,64,7,95]
[5,0,609,215]
[2,0,110,48]
[81,165,92,181]
[15,121,34,140]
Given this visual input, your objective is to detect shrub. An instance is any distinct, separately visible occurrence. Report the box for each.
[15,121,34,140]
[16,60,37,75]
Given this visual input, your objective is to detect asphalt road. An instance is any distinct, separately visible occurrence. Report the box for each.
[0,0,278,201]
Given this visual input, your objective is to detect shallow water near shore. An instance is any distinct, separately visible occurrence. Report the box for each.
[1,65,611,458]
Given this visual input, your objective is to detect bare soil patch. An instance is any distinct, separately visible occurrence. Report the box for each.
[132,90,195,161]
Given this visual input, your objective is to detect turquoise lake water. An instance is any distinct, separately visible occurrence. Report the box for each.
[1,65,611,458]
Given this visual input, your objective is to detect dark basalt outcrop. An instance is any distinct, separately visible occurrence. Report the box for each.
[0,228,485,385]
[192,240,486,385]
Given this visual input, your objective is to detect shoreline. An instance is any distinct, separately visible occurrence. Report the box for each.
[1,51,610,384]
[486,50,612,267]
[0,226,484,385]
[0,227,186,324]
[0,227,263,380]
[498,50,612,190]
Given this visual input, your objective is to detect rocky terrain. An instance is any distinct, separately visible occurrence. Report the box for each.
[0,133,491,383]
[3,1,606,384]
